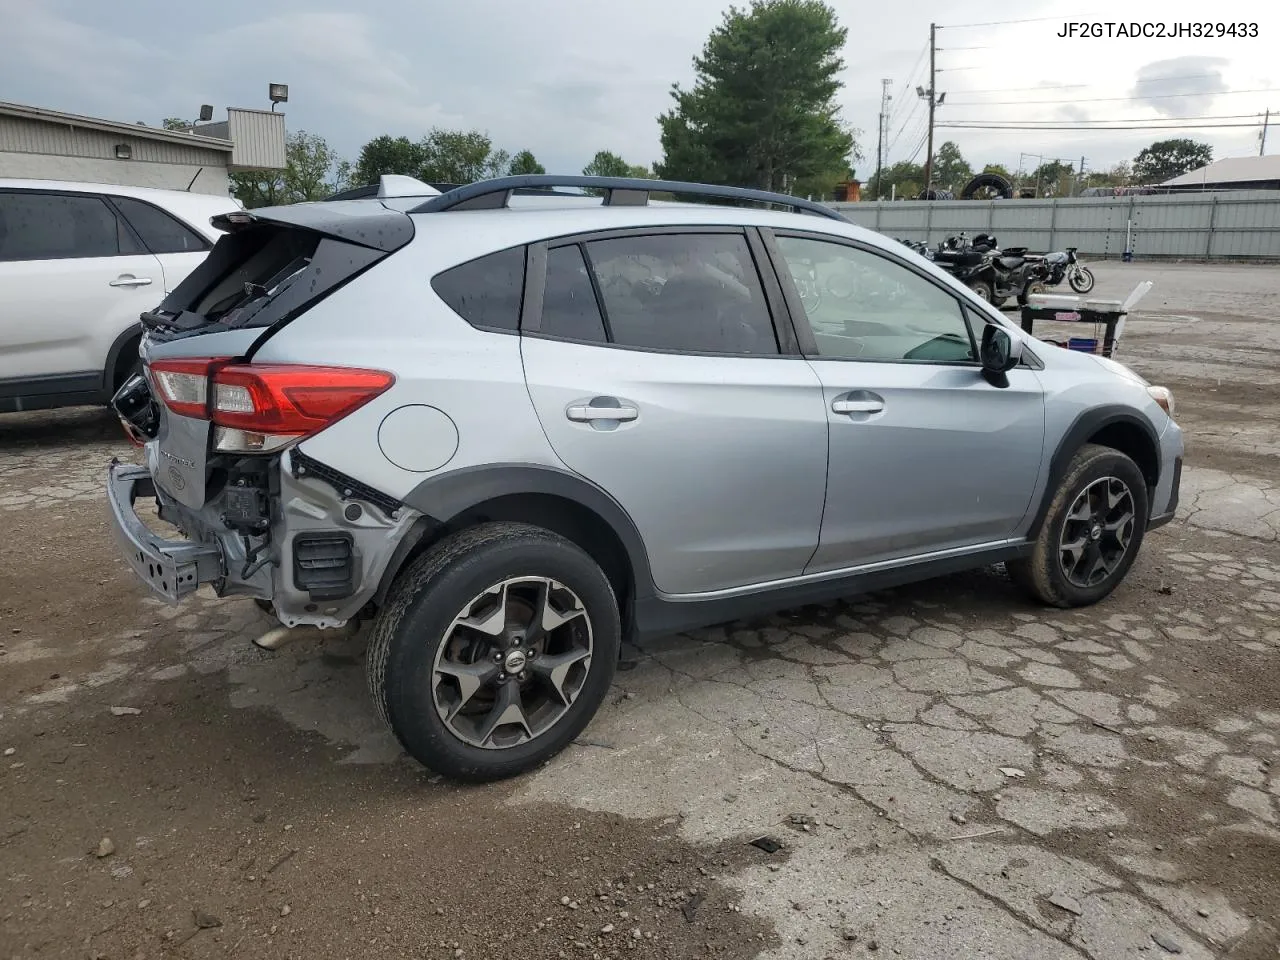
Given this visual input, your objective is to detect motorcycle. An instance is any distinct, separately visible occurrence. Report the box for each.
[1040,247,1095,293]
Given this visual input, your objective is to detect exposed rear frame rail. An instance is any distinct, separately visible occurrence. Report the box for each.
[411,175,852,222]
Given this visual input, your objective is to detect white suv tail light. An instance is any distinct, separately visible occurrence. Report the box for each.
[147,358,394,453]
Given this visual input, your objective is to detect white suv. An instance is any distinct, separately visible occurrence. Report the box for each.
[0,180,240,413]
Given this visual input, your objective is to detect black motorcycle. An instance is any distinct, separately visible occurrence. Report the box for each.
[1040,247,1095,293]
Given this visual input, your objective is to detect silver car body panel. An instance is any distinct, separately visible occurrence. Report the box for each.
[108,193,1184,631]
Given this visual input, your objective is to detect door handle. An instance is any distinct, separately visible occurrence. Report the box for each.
[567,404,638,422]
[110,276,153,288]
[832,399,884,414]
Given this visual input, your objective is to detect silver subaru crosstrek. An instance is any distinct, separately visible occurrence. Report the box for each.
[106,174,1183,782]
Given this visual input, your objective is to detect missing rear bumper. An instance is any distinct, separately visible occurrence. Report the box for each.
[106,461,224,602]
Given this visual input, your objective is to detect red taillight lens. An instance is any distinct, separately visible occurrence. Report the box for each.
[146,358,394,454]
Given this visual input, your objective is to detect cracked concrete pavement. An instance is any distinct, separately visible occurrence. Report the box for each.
[2,261,1279,959]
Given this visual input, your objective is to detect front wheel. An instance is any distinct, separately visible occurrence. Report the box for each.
[967,279,994,303]
[1008,444,1148,608]
[1068,266,1095,294]
[366,522,620,782]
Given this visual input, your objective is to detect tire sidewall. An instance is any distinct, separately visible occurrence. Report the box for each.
[1042,449,1149,605]
[383,534,619,782]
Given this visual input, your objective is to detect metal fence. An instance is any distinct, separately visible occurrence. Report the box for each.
[829,190,1280,260]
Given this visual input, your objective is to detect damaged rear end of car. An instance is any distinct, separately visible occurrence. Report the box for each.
[106,200,419,630]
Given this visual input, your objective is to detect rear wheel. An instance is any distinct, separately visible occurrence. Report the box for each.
[1068,266,1095,294]
[367,522,620,782]
[1019,280,1047,306]
[1009,444,1148,608]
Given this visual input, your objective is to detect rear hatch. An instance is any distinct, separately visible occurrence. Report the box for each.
[126,201,414,508]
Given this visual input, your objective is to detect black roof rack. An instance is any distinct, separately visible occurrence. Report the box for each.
[322,181,595,203]
[410,174,850,222]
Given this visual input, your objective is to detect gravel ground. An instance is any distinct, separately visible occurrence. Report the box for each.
[1,260,1278,960]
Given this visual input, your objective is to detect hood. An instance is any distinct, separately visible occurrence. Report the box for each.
[1089,353,1149,386]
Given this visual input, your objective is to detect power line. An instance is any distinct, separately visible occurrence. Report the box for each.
[953,72,1241,96]
[886,41,928,129]
[947,87,1280,106]
[945,113,1267,125]
[938,121,1263,130]
[936,15,1060,28]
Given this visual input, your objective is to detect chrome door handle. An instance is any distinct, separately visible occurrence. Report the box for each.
[567,405,638,422]
[832,399,884,414]
[110,276,153,288]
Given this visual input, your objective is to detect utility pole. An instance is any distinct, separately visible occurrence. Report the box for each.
[1077,155,1086,196]
[921,23,938,192]
[1261,109,1270,156]
[875,79,892,199]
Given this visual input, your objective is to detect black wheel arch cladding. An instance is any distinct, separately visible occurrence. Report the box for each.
[1029,405,1162,538]
[397,462,657,601]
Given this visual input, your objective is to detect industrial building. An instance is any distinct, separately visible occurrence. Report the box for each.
[0,100,286,197]
[1161,155,1280,192]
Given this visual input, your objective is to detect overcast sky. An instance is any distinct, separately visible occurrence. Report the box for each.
[0,0,1274,181]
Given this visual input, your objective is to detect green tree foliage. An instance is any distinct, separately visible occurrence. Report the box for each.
[350,128,512,187]
[582,150,651,179]
[1132,138,1212,184]
[655,0,859,193]
[229,130,343,208]
[981,163,1012,179]
[351,135,425,185]
[1084,162,1132,189]
[508,150,546,175]
[867,160,923,200]
[930,141,972,192]
[161,117,189,131]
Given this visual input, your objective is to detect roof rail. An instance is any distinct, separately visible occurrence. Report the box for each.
[410,174,850,222]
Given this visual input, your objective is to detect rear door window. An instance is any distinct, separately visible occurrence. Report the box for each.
[573,233,779,355]
[540,244,607,342]
[0,191,129,261]
[111,197,209,254]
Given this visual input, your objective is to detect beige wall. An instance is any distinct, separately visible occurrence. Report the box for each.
[0,152,230,195]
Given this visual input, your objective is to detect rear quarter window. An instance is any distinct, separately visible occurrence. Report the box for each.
[111,196,209,254]
[431,246,526,331]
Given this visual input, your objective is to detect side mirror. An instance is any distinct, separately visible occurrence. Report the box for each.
[980,324,1023,386]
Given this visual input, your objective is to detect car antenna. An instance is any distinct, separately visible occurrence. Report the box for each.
[185,167,203,192]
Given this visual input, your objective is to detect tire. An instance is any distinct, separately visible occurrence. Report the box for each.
[967,279,994,303]
[366,522,620,782]
[1068,266,1095,294]
[1008,444,1149,608]
[1019,281,1047,306]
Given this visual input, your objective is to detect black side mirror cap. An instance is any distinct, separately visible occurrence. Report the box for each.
[980,323,1023,387]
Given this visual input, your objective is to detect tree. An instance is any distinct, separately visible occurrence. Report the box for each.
[419,128,509,183]
[981,163,1012,179]
[162,117,189,132]
[930,141,972,192]
[655,0,859,194]
[582,150,652,179]
[351,129,512,187]
[229,130,344,208]
[508,150,546,175]
[1084,163,1132,189]
[867,160,922,200]
[1133,138,1212,184]
[351,135,426,186]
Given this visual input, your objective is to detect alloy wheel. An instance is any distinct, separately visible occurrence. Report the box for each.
[1058,477,1136,588]
[431,577,593,749]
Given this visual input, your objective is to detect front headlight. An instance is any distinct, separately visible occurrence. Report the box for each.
[1147,385,1175,418]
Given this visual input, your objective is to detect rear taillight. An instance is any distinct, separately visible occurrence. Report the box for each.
[147,358,394,454]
